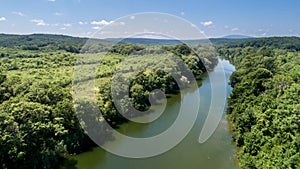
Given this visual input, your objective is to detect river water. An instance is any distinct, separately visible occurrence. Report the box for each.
[66,59,238,169]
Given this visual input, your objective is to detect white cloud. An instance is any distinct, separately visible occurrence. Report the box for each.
[258,29,267,36]
[224,25,229,29]
[92,26,101,30]
[30,19,48,26]
[12,11,25,17]
[108,21,125,26]
[91,19,113,26]
[191,24,197,28]
[231,27,239,31]
[63,23,72,27]
[0,17,6,21]
[130,16,135,20]
[90,19,125,30]
[79,21,88,25]
[53,12,63,16]
[48,0,56,2]
[180,12,185,16]
[201,21,213,27]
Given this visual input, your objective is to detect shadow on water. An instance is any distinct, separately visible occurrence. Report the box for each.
[61,158,78,169]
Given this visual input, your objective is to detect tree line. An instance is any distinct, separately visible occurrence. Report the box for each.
[218,40,300,168]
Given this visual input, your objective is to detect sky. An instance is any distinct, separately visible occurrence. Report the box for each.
[0,0,299,38]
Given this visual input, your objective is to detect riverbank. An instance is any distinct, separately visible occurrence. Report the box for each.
[62,59,239,169]
[222,43,300,168]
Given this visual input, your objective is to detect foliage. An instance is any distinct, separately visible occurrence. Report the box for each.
[0,34,218,168]
[2,34,300,168]
[215,36,300,51]
[222,39,300,168]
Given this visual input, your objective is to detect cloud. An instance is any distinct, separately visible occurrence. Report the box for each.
[258,29,267,36]
[180,12,185,16]
[91,19,113,26]
[53,12,63,16]
[0,17,6,21]
[92,26,101,30]
[201,21,213,27]
[79,21,88,25]
[12,11,25,17]
[90,20,124,30]
[48,0,56,2]
[63,23,72,27]
[231,27,239,31]
[191,24,197,28]
[130,16,135,20]
[116,21,125,26]
[30,19,48,26]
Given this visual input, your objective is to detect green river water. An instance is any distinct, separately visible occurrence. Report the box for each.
[65,59,239,169]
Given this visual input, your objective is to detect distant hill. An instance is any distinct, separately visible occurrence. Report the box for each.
[106,38,183,45]
[222,35,253,39]
[0,33,89,47]
[1,34,300,51]
[106,38,215,46]
[213,36,300,51]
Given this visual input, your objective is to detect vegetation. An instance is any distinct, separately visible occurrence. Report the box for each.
[2,33,300,169]
[0,34,218,169]
[218,38,300,168]
[214,36,300,51]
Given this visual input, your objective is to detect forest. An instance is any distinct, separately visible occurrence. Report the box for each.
[0,34,217,169]
[218,37,300,168]
[0,34,300,168]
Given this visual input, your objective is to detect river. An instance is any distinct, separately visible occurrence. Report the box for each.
[65,59,238,169]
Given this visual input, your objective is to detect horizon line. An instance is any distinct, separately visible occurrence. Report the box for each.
[1,32,300,40]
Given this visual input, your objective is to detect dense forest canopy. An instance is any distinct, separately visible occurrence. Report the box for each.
[214,36,300,51]
[218,39,300,168]
[0,34,218,169]
[1,34,300,168]
[0,34,87,48]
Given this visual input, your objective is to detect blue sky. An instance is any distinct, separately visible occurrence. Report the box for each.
[0,0,299,38]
